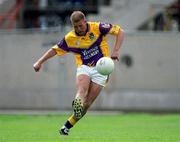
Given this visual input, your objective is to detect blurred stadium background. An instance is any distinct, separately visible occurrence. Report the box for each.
[0,0,180,113]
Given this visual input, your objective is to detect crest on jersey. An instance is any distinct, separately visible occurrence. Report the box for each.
[89,33,94,40]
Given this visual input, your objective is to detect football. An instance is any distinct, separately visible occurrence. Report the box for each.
[96,57,114,75]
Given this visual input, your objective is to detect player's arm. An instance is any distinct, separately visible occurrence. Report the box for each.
[111,28,124,61]
[33,48,57,72]
[33,37,68,72]
[99,22,124,61]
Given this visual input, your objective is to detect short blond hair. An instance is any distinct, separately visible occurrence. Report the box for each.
[70,11,86,24]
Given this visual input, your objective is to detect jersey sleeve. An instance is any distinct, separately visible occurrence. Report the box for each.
[109,24,120,35]
[99,22,120,35]
[51,38,68,56]
[99,22,112,35]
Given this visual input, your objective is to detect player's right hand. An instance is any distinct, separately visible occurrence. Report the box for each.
[33,62,41,72]
[111,51,119,61]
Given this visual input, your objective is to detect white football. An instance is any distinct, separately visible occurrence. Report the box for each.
[96,57,114,75]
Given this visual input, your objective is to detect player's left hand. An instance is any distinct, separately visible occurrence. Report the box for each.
[111,51,119,61]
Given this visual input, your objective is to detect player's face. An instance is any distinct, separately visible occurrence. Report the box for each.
[73,19,87,36]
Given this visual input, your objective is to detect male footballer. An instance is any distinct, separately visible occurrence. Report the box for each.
[33,11,124,135]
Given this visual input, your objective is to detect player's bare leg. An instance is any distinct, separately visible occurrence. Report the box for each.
[73,74,91,118]
[60,74,90,135]
[72,80,103,119]
[82,81,103,112]
[60,74,103,135]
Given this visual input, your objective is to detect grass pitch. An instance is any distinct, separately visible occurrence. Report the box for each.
[0,113,180,142]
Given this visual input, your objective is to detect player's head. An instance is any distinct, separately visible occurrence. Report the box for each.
[70,11,87,36]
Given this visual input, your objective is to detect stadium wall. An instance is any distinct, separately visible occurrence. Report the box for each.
[0,30,179,111]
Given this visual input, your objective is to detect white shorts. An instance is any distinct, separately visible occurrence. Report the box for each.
[76,65,108,87]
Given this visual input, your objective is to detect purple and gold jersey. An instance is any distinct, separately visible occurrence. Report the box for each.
[52,22,120,67]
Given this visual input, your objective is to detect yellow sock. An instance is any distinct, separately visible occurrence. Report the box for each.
[68,115,77,126]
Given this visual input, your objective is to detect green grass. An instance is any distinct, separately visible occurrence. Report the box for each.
[0,113,180,142]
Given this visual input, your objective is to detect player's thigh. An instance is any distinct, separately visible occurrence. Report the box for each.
[76,74,90,99]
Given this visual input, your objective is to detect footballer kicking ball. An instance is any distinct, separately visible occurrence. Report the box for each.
[96,57,114,75]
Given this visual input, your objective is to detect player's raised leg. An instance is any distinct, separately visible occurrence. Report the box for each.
[73,74,91,118]
[59,74,90,135]
[83,81,103,111]
[72,80,103,120]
